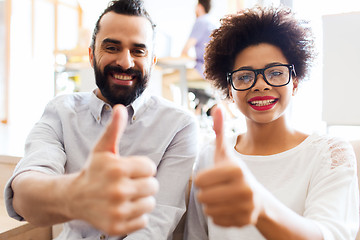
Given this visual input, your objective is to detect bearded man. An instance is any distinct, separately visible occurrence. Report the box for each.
[4,1,198,239]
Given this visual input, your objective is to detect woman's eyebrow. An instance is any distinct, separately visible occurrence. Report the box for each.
[133,43,147,49]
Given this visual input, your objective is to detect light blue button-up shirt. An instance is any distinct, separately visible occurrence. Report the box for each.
[5,90,198,240]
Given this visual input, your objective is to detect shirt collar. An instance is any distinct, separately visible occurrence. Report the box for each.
[90,89,150,124]
[130,89,150,117]
[89,90,110,124]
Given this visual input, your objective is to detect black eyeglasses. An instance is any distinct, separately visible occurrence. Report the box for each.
[227,64,296,91]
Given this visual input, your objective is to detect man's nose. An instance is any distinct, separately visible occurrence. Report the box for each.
[115,50,135,69]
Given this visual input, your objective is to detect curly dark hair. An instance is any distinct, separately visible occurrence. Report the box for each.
[204,6,316,98]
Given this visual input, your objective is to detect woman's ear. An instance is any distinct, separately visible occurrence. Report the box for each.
[228,84,235,102]
[292,78,299,96]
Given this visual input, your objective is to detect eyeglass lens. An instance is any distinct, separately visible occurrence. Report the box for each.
[231,65,290,90]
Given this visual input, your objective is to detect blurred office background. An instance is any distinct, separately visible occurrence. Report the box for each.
[0,0,360,156]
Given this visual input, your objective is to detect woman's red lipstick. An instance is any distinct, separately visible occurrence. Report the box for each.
[248,96,278,111]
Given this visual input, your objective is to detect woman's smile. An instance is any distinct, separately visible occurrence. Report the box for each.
[248,96,279,111]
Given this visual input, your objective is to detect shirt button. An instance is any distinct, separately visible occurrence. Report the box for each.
[132,116,136,121]
[100,234,106,240]
[104,105,110,110]
[97,116,100,121]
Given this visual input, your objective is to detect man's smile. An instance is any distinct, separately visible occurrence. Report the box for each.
[110,72,135,86]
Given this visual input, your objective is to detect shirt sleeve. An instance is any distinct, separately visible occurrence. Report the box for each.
[125,116,199,240]
[304,137,359,240]
[4,99,67,220]
[189,18,207,41]
[184,144,215,240]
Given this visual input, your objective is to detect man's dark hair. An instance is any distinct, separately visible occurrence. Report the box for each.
[90,0,156,50]
[199,0,211,13]
[204,6,316,98]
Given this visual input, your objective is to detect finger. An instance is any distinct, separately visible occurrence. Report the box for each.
[120,156,158,178]
[211,106,227,164]
[94,104,128,154]
[197,178,247,205]
[112,214,149,236]
[109,173,158,202]
[211,215,250,228]
[203,200,254,217]
[195,163,242,188]
[130,176,159,200]
[107,197,155,236]
[209,208,258,227]
[121,196,156,221]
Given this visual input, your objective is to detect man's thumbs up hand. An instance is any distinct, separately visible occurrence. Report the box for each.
[195,106,262,228]
[93,104,127,155]
[66,104,159,236]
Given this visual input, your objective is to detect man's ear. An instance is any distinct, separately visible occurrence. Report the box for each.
[292,77,299,96]
[89,47,94,68]
[152,55,157,66]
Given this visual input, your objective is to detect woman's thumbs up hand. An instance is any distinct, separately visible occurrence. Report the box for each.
[194,106,262,227]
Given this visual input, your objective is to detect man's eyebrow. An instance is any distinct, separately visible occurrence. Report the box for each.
[101,38,121,45]
[101,38,147,49]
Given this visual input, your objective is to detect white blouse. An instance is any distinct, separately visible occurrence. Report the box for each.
[185,133,359,240]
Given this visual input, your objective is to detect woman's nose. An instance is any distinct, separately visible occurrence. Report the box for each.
[252,73,271,91]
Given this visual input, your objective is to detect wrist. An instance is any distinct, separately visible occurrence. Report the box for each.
[61,172,83,221]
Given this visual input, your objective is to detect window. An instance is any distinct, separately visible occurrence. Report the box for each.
[7,0,81,128]
[0,0,9,124]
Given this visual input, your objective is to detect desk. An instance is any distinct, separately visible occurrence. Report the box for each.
[156,57,195,107]
[0,202,52,240]
[0,157,52,240]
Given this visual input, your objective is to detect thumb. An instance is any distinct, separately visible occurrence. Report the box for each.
[93,104,128,155]
[211,106,229,164]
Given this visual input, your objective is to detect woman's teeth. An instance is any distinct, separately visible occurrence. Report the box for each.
[250,99,276,106]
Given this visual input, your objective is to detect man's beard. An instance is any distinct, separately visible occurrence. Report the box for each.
[93,58,149,106]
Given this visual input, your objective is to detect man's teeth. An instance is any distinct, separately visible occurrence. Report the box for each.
[113,74,132,80]
[250,99,276,106]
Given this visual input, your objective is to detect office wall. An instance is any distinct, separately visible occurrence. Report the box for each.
[322,12,360,126]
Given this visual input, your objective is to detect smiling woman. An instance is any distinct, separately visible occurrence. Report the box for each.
[185,6,359,240]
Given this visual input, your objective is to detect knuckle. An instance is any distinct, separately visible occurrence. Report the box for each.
[115,205,131,219]
[244,186,253,199]
[106,183,132,202]
[142,196,156,212]
[228,166,243,178]
[107,164,128,178]
[235,216,248,226]
[105,222,123,236]
[114,185,133,201]
[142,177,159,194]
[148,196,156,207]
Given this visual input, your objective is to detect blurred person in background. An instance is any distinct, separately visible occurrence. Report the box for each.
[162,0,217,103]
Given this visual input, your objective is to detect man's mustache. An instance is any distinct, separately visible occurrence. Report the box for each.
[103,65,142,77]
